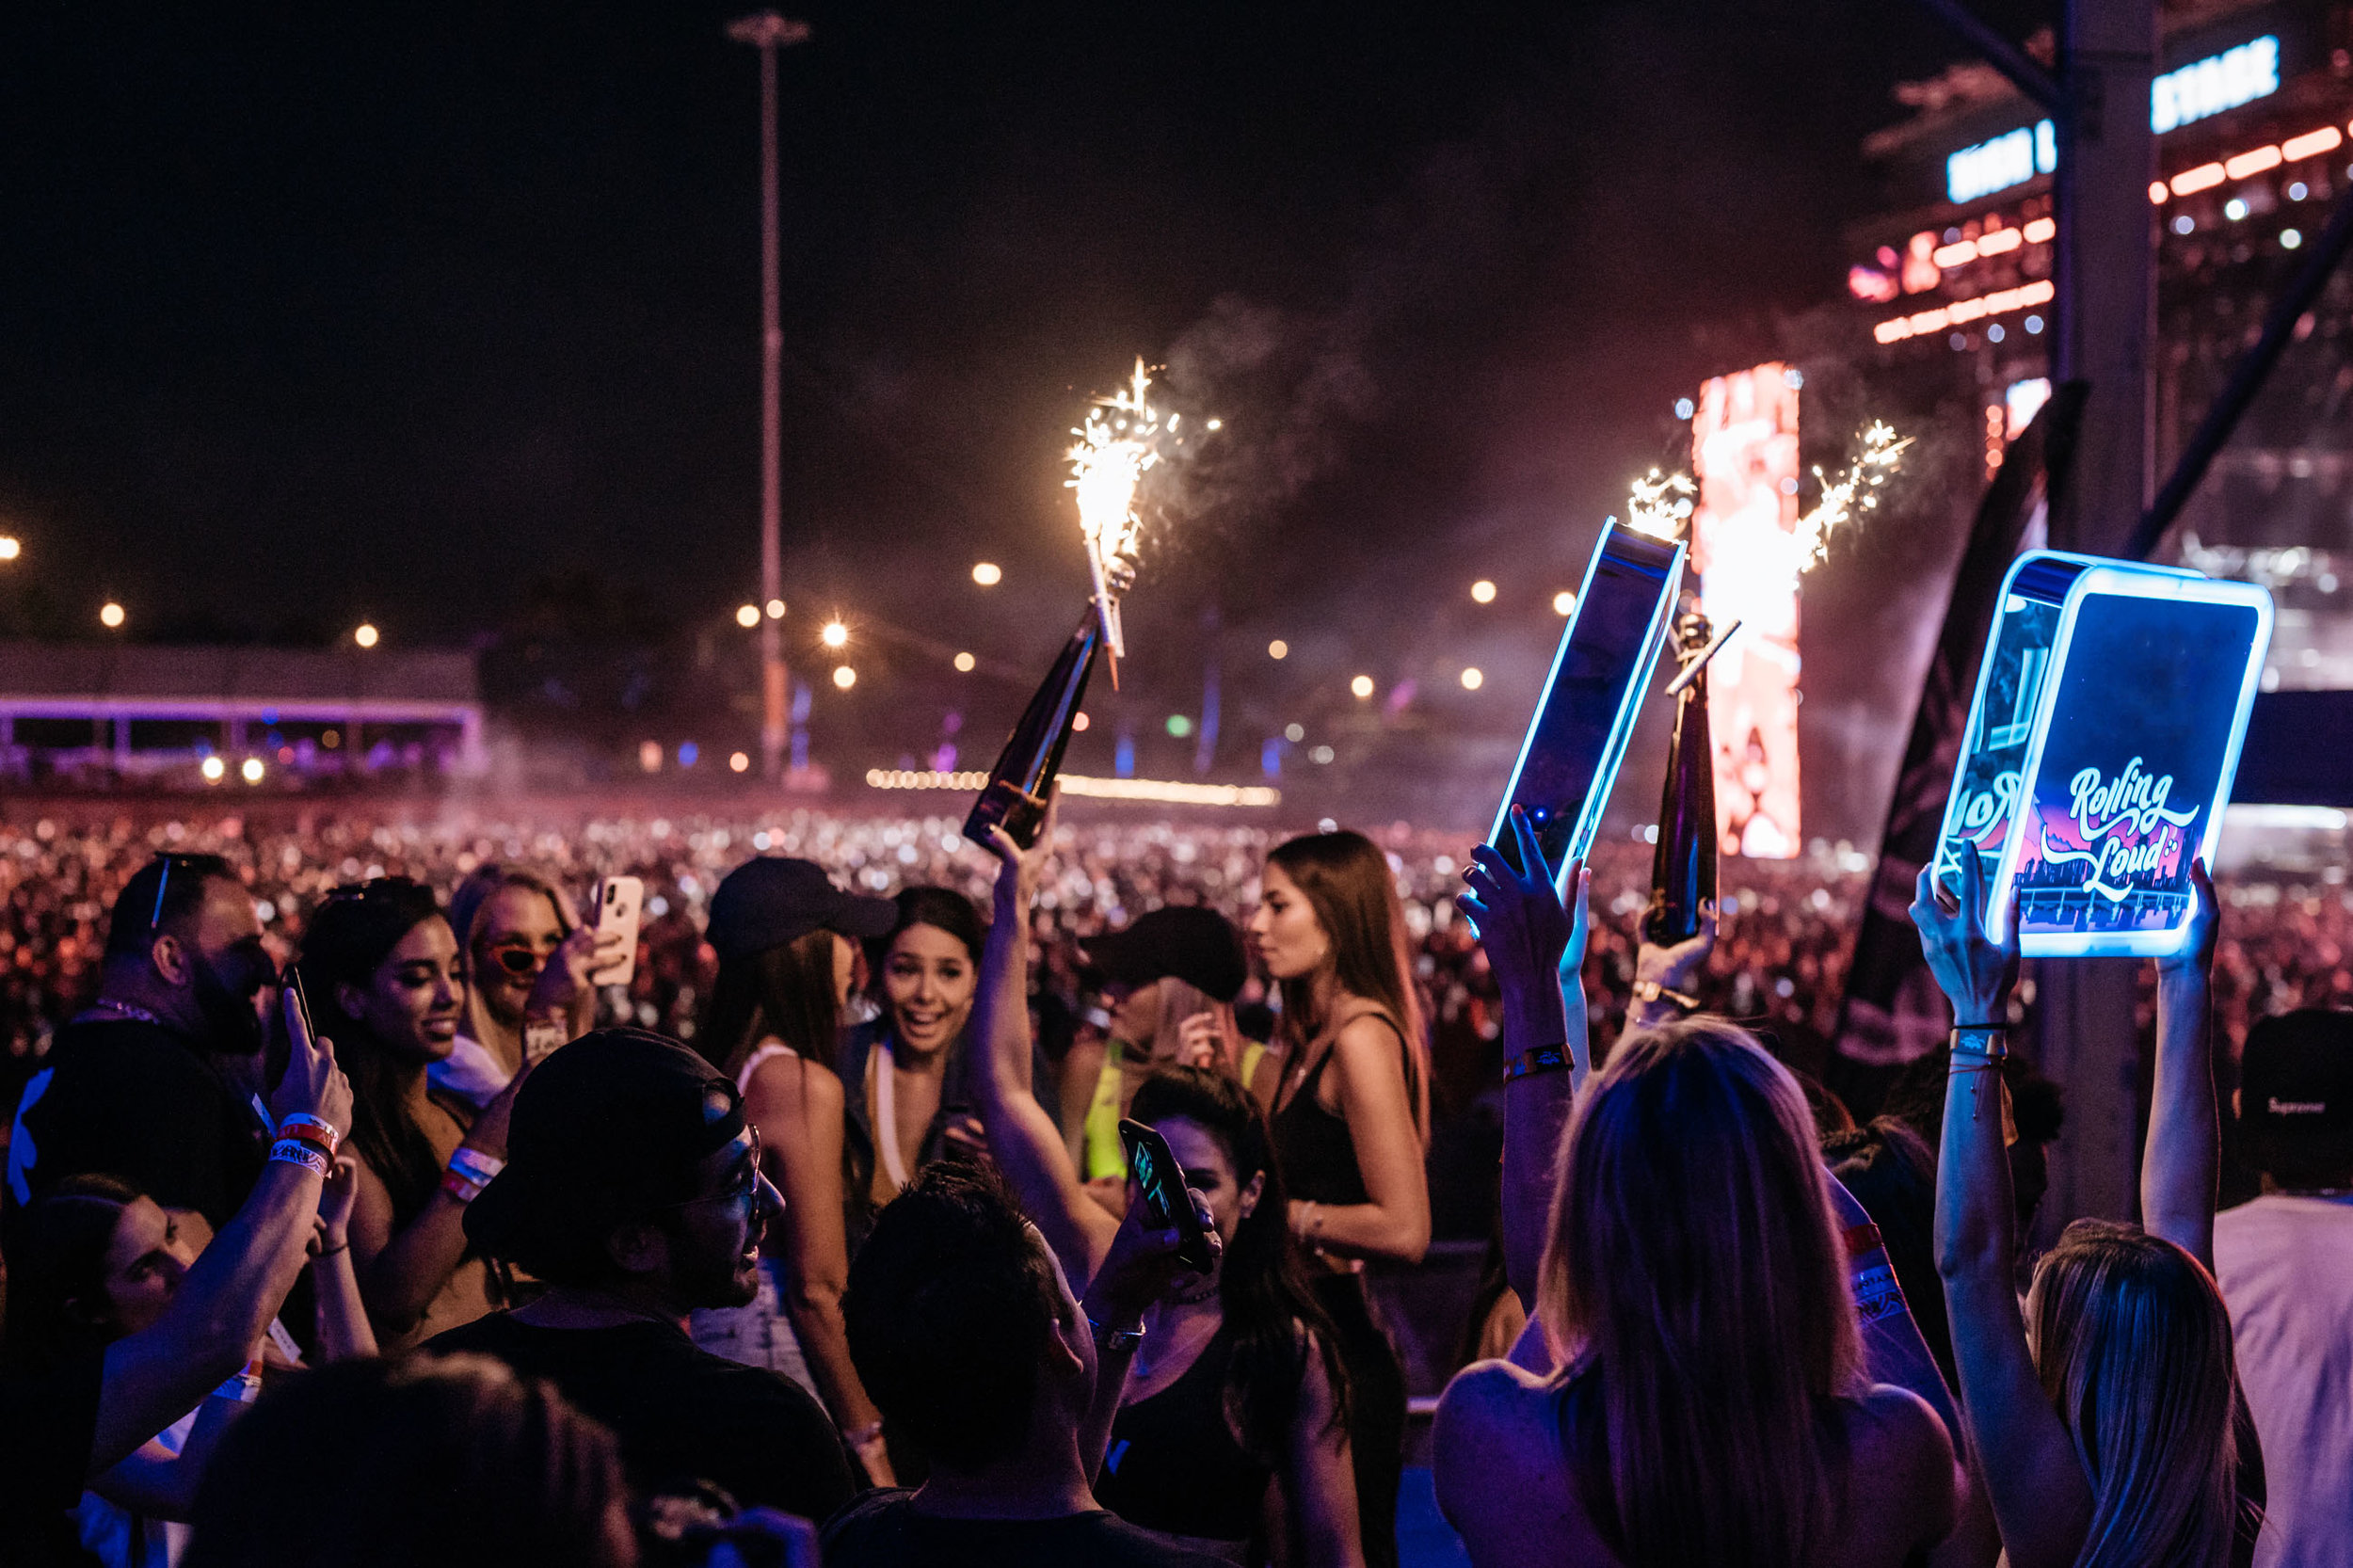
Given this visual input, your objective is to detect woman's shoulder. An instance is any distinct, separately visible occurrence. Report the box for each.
[742,1042,841,1112]
[1837,1384,1959,1535]
[1435,1355,1560,1447]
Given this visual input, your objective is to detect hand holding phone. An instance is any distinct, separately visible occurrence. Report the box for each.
[589,876,644,987]
[1117,1118,1217,1274]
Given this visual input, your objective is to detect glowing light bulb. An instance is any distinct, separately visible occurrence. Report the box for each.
[736,604,760,629]
[1553,591,1576,616]
[820,621,849,649]
[1460,667,1484,691]
[240,758,264,784]
[1470,580,1497,603]
[200,756,226,782]
[832,664,856,690]
[953,651,976,672]
[0,537,19,560]
[1350,675,1375,699]
[1268,639,1289,660]
[970,562,1002,586]
[354,623,379,648]
[765,599,785,619]
[729,751,751,773]
[100,601,125,630]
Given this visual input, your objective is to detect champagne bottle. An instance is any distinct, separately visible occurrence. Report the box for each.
[965,607,1100,849]
[1642,610,1719,946]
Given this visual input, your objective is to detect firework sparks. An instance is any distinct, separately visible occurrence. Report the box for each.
[1790,421,1913,568]
[1625,468,1696,541]
[1066,359,1163,676]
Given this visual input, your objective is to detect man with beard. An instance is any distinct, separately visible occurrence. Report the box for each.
[423,1028,856,1523]
[7,853,277,1242]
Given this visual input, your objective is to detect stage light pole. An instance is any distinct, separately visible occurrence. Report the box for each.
[728,10,811,782]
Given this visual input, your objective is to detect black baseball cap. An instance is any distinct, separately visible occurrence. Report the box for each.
[467,1028,745,1269]
[706,856,896,962]
[1082,905,1248,1004]
[2241,1009,2353,1142]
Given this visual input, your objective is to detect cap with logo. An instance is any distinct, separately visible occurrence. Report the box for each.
[2240,1008,2353,1145]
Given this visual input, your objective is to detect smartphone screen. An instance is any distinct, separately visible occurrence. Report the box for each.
[1493,526,1683,878]
[1118,1118,1215,1273]
[283,966,315,1046]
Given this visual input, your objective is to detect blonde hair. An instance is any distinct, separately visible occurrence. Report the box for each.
[2027,1220,2241,1568]
[1538,1016,1864,1568]
[448,864,579,1056]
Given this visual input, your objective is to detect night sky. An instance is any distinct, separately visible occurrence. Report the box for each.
[0,1,2047,799]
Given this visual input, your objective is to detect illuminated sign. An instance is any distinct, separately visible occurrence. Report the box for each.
[2153,36,2280,134]
[1943,36,2280,204]
[1948,120,2057,205]
[1934,552,2272,956]
[1691,365,1802,859]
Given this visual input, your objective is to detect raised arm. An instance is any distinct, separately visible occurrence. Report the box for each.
[1458,806,1587,1312]
[970,819,1118,1287]
[2142,861,2221,1270]
[1913,858,2091,1568]
[91,992,351,1475]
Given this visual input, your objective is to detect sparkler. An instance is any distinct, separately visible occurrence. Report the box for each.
[1790,421,1914,568]
[1620,421,1911,572]
[1625,468,1696,542]
[1066,358,1164,684]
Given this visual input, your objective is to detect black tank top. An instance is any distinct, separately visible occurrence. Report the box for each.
[1271,1004,1417,1208]
[1096,1323,1273,1547]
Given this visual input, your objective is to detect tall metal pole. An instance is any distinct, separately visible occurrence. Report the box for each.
[728,12,810,781]
[2039,0,2157,1230]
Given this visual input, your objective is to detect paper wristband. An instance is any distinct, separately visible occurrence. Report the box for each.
[269,1140,330,1179]
[1842,1222,1884,1258]
[277,1113,342,1155]
[212,1357,263,1402]
[1504,1044,1571,1082]
[441,1169,488,1205]
[1851,1263,1909,1323]
[445,1147,505,1187]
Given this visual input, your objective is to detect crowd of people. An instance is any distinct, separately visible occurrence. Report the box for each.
[0,796,2345,1567]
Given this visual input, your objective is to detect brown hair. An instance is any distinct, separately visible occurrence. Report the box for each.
[2027,1220,2241,1568]
[1265,829,1427,1136]
[697,926,844,1080]
[1541,1016,1865,1568]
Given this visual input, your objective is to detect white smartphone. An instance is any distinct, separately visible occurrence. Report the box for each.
[589,875,644,987]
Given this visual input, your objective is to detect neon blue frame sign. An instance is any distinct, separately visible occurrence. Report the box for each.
[1489,521,1686,892]
[1945,35,2280,204]
[1934,552,2273,958]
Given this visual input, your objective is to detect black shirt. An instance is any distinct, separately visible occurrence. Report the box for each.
[822,1490,1234,1568]
[419,1313,856,1522]
[5,1016,268,1233]
[0,1349,105,1567]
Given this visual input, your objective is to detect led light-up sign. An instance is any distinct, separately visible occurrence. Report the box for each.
[2153,36,2280,134]
[1490,522,1685,890]
[1943,36,2280,204]
[1934,552,2272,956]
[1948,120,2057,205]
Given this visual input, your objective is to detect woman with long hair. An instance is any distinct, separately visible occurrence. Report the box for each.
[4,1167,375,1565]
[1914,856,2250,1568]
[971,824,1362,1567]
[1436,810,1959,1568]
[691,856,898,1485]
[1247,828,1429,1568]
[431,864,615,1107]
[297,878,522,1351]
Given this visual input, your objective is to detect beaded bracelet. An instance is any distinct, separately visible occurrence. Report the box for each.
[269,1139,331,1179]
[1504,1043,1571,1082]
